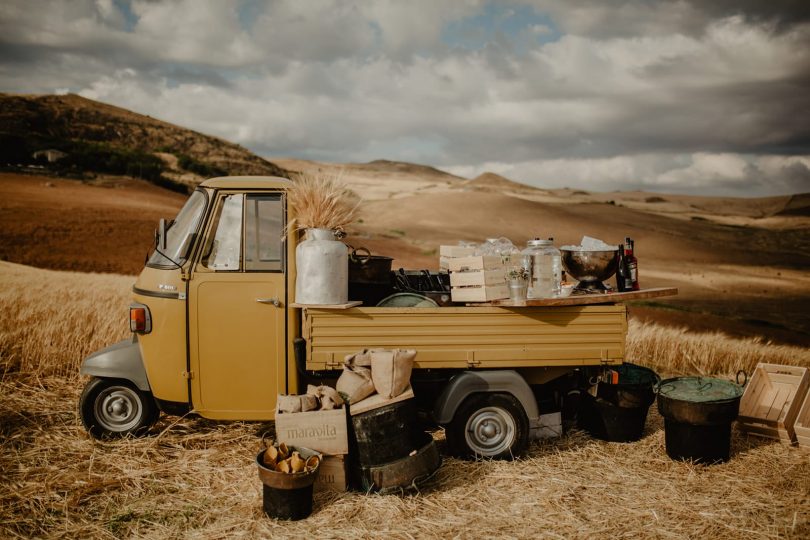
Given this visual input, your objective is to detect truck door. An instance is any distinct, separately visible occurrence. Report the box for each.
[188,191,287,420]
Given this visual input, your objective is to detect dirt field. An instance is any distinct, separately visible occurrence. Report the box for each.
[0,173,186,274]
[2,171,809,346]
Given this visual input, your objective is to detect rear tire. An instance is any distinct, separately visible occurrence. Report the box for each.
[80,378,159,439]
[446,393,529,460]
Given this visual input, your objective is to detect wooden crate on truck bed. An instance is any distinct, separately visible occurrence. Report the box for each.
[301,305,627,371]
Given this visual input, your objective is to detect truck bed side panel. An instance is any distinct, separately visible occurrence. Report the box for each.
[303,305,626,370]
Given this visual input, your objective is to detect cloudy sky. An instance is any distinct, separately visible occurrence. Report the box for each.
[1,0,809,196]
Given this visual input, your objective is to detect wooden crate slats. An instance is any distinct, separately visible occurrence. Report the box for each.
[794,390,810,450]
[738,363,810,444]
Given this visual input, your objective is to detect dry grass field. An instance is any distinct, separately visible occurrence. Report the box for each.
[4,171,809,346]
[2,261,809,539]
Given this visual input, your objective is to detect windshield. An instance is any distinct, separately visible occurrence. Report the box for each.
[148,189,207,267]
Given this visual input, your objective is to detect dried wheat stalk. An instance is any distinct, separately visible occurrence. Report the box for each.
[285,170,358,234]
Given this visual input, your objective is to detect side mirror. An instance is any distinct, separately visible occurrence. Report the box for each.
[158,218,168,250]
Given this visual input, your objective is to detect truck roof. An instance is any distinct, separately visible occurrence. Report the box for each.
[200,176,292,189]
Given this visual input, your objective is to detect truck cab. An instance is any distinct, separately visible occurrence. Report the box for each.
[80,176,628,459]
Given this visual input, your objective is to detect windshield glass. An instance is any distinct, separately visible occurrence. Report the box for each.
[148,189,207,267]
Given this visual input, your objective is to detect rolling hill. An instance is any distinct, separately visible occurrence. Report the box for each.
[0,92,288,190]
[1,96,809,345]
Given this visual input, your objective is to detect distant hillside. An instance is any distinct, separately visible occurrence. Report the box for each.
[0,93,287,190]
[467,171,541,193]
[355,159,464,182]
[778,193,810,216]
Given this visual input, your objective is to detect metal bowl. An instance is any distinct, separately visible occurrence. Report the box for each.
[560,249,619,292]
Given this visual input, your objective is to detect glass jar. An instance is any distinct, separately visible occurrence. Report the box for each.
[521,238,561,298]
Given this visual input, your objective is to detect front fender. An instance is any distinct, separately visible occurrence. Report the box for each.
[80,336,151,391]
[433,370,539,425]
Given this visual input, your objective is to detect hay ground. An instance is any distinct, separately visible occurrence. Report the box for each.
[2,262,810,539]
[2,380,808,539]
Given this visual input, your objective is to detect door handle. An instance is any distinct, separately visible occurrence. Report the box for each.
[256,297,281,307]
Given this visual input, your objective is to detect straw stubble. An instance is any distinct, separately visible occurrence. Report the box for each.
[1,262,809,538]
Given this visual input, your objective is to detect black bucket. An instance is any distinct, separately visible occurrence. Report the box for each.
[348,248,394,306]
[596,363,660,408]
[256,447,320,521]
[579,393,651,442]
[579,363,659,442]
[663,419,732,464]
[351,399,422,466]
[261,483,314,521]
[657,376,743,464]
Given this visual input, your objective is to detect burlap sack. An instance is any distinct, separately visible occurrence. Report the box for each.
[305,384,344,410]
[300,394,320,412]
[277,394,302,414]
[336,363,375,403]
[344,349,373,367]
[371,349,416,399]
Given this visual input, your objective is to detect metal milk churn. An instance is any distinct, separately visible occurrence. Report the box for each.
[295,228,348,305]
[521,238,562,298]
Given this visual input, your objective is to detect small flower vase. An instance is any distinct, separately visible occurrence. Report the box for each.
[509,278,528,303]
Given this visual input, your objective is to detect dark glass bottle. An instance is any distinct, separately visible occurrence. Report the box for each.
[616,244,629,292]
[624,237,639,291]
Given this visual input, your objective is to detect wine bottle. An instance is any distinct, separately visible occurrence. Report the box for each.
[625,237,639,291]
[616,243,629,292]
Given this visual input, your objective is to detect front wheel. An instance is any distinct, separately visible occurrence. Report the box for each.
[446,393,529,460]
[80,378,159,439]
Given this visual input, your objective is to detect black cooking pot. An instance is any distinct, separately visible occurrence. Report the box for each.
[348,247,394,284]
[656,376,744,426]
[656,375,745,464]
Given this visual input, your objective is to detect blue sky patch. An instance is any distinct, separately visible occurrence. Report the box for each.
[442,3,561,53]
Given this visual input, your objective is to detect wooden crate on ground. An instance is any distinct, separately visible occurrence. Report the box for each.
[275,406,349,455]
[792,388,810,450]
[314,454,348,492]
[737,363,810,444]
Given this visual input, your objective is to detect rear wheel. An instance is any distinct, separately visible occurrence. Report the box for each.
[80,378,159,439]
[446,393,529,460]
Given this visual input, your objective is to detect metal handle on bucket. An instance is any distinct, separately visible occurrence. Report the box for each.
[736,370,748,387]
[348,245,372,264]
[656,383,674,395]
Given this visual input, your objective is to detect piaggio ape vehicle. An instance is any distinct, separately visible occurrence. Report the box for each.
[79,176,673,458]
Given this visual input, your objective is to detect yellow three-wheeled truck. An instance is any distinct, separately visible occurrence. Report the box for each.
[80,176,670,458]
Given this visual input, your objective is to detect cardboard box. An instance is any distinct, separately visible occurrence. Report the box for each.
[449,269,507,287]
[314,454,348,492]
[450,284,510,302]
[275,407,349,455]
[535,412,563,439]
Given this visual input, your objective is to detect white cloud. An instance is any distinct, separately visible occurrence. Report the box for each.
[445,153,810,196]
[2,1,809,196]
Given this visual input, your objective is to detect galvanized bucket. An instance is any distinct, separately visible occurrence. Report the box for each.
[256,446,321,520]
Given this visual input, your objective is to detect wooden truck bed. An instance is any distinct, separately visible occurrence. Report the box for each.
[302,304,628,371]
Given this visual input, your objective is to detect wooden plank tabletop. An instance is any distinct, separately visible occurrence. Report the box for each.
[290,300,363,309]
[474,287,678,307]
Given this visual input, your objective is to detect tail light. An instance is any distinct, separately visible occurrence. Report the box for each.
[130,303,152,333]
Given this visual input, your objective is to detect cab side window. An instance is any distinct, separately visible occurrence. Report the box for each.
[202,194,243,271]
[245,194,284,272]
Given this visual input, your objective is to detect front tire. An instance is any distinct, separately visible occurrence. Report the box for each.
[80,378,159,439]
[446,393,529,460]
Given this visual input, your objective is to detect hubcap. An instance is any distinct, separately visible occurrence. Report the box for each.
[464,406,516,457]
[94,386,142,432]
